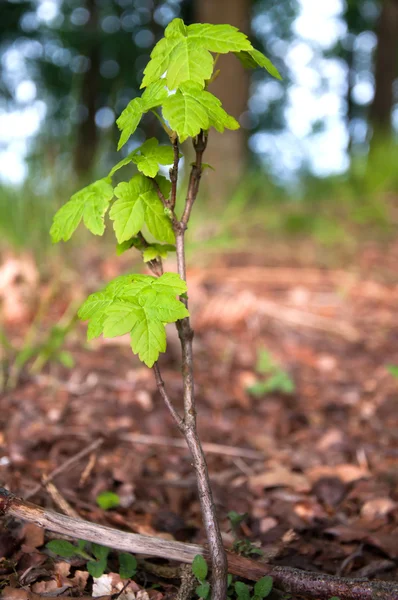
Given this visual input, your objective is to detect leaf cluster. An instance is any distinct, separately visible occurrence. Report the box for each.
[247,348,295,397]
[46,540,137,580]
[50,18,280,369]
[115,18,281,144]
[78,273,188,367]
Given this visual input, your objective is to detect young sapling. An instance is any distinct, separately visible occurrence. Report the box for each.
[50,18,280,600]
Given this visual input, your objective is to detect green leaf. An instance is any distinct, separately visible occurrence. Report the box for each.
[116,240,135,255]
[119,553,137,579]
[78,273,189,367]
[235,49,282,80]
[227,511,248,530]
[235,582,250,600]
[130,315,166,367]
[92,544,110,561]
[254,576,273,598]
[386,364,398,379]
[96,491,120,510]
[192,554,208,582]
[110,138,175,179]
[117,82,168,150]
[57,350,75,369]
[132,138,174,177]
[142,19,251,90]
[256,349,275,374]
[187,23,251,54]
[50,179,113,243]
[87,558,107,578]
[196,582,210,599]
[110,175,174,244]
[143,243,175,262]
[163,83,238,142]
[46,540,81,558]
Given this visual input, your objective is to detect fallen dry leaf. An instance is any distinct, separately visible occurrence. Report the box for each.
[360,497,396,520]
[249,466,310,492]
[306,464,370,484]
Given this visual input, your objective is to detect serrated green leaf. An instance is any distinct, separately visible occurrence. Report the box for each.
[167,39,214,90]
[132,138,174,178]
[117,82,168,150]
[152,271,187,295]
[46,540,81,558]
[79,273,188,367]
[142,19,251,90]
[116,240,135,255]
[96,491,120,510]
[254,576,273,598]
[143,243,175,262]
[116,98,144,151]
[235,49,282,80]
[87,558,107,578]
[119,553,137,579]
[103,300,142,338]
[235,581,250,600]
[50,179,113,243]
[130,315,166,367]
[163,83,238,141]
[187,23,251,53]
[192,554,208,581]
[110,180,146,243]
[196,582,210,599]
[110,175,174,244]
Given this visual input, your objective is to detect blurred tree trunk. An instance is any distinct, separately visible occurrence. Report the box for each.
[370,0,398,143]
[73,0,100,178]
[195,0,251,203]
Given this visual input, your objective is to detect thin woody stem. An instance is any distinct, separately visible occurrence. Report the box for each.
[173,130,228,600]
[153,363,184,433]
[151,178,179,230]
[170,139,180,210]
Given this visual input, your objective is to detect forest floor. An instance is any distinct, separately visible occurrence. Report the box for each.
[0,237,398,599]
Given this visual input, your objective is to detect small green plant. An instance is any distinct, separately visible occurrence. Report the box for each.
[227,512,264,558]
[50,18,279,600]
[192,555,210,599]
[0,297,77,391]
[96,491,120,510]
[235,577,273,600]
[46,540,137,579]
[386,364,398,378]
[247,348,295,397]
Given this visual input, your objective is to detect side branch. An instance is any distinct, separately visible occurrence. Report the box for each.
[1,490,397,600]
[151,178,179,230]
[153,363,185,432]
[170,139,180,210]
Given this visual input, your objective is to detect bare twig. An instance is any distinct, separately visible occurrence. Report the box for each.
[153,363,184,432]
[26,438,103,500]
[43,482,80,519]
[170,139,180,210]
[151,178,179,229]
[1,490,397,600]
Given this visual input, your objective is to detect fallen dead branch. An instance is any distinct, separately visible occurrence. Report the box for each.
[1,588,106,600]
[1,489,397,600]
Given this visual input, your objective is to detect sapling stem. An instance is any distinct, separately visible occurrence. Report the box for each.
[153,130,228,600]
